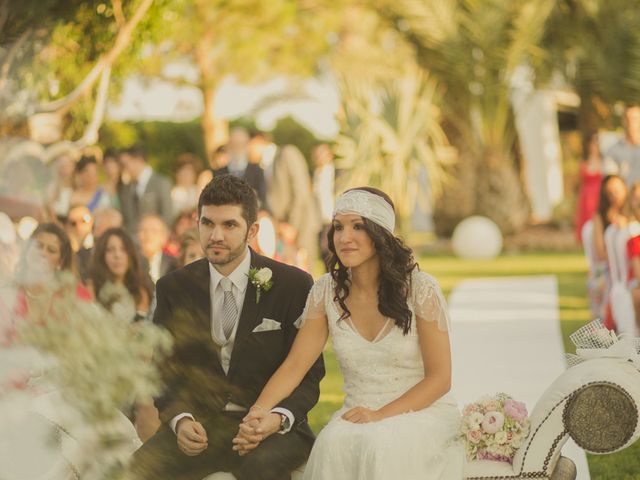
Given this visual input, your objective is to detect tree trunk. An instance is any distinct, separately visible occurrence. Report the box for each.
[201,84,228,168]
[195,25,227,169]
[475,151,529,235]
[434,148,529,236]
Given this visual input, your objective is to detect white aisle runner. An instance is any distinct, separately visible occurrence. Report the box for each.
[448,275,590,480]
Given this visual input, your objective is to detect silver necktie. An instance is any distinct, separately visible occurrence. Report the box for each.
[220,277,238,340]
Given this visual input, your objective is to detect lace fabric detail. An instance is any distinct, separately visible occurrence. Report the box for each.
[295,274,332,328]
[410,270,451,332]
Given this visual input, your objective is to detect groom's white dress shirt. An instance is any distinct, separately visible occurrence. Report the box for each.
[170,249,294,434]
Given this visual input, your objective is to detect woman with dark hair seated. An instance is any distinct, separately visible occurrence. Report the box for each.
[91,227,152,322]
[10,222,91,320]
[239,187,464,479]
[90,227,158,441]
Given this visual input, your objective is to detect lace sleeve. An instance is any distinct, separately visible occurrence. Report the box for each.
[294,274,331,329]
[411,270,451,332]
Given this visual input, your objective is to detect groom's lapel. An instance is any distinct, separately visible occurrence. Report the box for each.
[228,248,263,379]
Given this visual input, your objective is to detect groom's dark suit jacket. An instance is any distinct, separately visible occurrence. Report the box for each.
[152,249,324,438]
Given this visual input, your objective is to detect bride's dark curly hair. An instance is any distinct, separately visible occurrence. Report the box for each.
[327,187,418,334]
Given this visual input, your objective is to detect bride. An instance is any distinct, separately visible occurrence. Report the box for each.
[234,187,465,479]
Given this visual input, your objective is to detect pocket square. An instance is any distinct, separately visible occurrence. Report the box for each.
[252,318,282,333]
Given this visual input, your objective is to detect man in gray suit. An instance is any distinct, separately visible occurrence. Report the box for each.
[249,133,321,268]
[119,146,174,234]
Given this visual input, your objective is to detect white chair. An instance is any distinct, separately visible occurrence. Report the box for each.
[604,224,637,335]
[464,356,640,479]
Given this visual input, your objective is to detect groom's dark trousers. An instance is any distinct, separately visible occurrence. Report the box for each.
[130,251,324,480]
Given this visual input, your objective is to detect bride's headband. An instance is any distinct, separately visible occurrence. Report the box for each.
[333,189,395,233]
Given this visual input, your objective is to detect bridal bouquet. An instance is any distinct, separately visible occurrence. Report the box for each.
[460,392,531,463]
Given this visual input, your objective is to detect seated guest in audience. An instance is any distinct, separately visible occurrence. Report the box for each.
[166,209,197,258]
[93,207,124,239]
[90,227,158,441]
[590,175,628,326]
[65,204,95,285]
[171,153,202,215]
[592,175,628,263]
[625,183,640,330]
[137,214,177,284]
[91,227,152,322]
[177,228,203,267]
[10,223,91,324]
[70,155,113,212]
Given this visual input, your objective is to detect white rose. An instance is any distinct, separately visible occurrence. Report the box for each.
[468,412,485,429]
[494,431,508,445]
[255,268,273,283]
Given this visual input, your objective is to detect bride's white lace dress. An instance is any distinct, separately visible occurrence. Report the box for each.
[300,270,465,480]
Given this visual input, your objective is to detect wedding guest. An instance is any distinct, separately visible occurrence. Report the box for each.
[592,175,628,263]
[93,207,124,239]
[11,223,91,323]
[625,183,640,330]
[311,143,335,269]
[239,188,464,479]
[119,146,173,234]
[215,128,268,208]
[166,209,197,258]
[171,153,202,215]
[47,150,76,221]
[90,227,158,441]
[137,214,177,284]
[177,228,203,267]
[575,131,602,243]
[249,132,321,270]
[102,148,122,210]
[606,104,640,184]
[91,227,152,323]
[70,155,112,212]
[589,175,628,325]
[65,204,94,285]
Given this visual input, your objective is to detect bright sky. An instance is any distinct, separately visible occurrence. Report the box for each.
[107,66,341,139]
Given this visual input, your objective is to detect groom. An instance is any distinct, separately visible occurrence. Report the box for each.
[130,175,325,480]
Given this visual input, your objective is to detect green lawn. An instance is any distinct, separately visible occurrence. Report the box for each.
[307,252,640,479]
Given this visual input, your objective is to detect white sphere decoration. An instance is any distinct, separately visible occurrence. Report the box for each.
[452,216,503,260]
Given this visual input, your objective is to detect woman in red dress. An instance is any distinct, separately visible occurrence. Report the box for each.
[3,223,91,339]
[575,131,603,243]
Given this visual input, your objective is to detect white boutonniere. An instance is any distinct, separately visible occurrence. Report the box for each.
[247,267,273,303]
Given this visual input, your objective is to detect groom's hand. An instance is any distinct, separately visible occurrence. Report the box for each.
[176,418,208,456]
[232,413,281,456]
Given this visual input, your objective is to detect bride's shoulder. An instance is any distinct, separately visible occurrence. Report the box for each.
[411,268,440,289]
[314,273,334,288]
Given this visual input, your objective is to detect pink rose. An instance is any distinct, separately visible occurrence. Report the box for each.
[466,430,482,444]
[483,401,500,412]
[482,411,505,434]
[463,404,479,416]
[504,399,528,422]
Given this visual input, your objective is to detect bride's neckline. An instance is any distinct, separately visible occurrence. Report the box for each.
[328,299,394,344]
